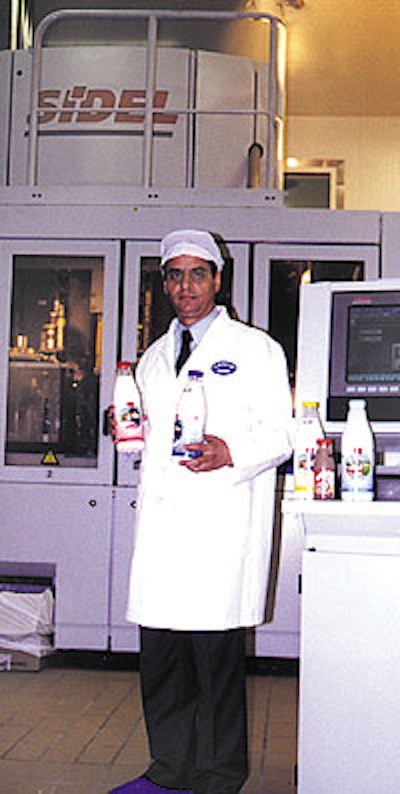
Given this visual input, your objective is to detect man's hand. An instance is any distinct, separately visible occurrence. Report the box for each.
[180,434,233,472]
[106,405,117,440]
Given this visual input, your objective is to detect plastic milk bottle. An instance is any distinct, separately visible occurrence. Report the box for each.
[172,370,206,460]
[294,401,324,499]
[314,437,336,500]
[341,399,374,501]
[113,361,145,453]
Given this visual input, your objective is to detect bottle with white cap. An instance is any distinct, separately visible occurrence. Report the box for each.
[294,401,324,499]
[113,361,144,454]
[341,399,374,501]
[172,370,206,460]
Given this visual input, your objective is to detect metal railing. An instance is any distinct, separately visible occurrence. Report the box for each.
[27,9,286,189]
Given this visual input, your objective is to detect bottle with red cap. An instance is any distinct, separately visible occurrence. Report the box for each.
[314,438,336,500]
[112,361,144,453]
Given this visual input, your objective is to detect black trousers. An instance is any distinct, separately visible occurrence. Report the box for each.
[139,626,248,794]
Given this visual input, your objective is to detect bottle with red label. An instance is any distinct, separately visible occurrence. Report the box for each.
[113,361,144,453]
[314,438,336,500]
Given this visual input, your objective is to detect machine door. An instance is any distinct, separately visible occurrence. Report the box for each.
[0,239,120,483]
[117,239,250,486]
[252,244,380,391]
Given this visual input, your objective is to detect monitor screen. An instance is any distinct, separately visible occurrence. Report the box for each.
[328,290,400,420]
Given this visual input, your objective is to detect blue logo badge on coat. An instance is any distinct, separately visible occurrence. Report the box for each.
[211,360,237,376]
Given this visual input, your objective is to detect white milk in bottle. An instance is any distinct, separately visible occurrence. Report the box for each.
[294,401,324,499]
[113,361,144,453]
[172,370,206,460]
[341,399,374,501]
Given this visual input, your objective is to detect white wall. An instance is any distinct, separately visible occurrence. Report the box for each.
[287,115,400,212]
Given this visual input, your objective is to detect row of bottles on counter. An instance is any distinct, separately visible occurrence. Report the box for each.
[294,398,375,501]
[112,362,206,458]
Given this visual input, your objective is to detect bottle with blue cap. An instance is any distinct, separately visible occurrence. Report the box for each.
[172,370,206,460]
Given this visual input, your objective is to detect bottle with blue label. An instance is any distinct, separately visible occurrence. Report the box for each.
[341,399,374,501]
[172,370,206,460]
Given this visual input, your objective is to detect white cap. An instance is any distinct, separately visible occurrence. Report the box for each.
[160,229,225,271]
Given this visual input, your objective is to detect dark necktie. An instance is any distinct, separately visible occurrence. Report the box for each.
[176,329,192,374]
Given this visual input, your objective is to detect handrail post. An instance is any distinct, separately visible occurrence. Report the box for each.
[27,45,40,186]
[142,15,158,188]
[266,18,278,190]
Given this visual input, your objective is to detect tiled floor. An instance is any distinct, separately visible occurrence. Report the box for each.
[0,655,298,794]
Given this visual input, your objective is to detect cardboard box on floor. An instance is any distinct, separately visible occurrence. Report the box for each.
[0,588,55,671]
[0,647,50,672]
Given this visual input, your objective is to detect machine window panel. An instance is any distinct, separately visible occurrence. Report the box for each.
[7,254,104,467]
[268,259,364,387]
[283,173,331,209]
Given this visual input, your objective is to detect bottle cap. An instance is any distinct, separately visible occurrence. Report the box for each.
[117,360,131,370]
[302,400,319,408]
[317,437,333,449]
[348,399,366,408]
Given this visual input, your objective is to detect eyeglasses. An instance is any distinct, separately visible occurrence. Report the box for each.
[164,266,211,285]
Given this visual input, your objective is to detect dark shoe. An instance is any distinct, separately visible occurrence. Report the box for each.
[110,775,191,793]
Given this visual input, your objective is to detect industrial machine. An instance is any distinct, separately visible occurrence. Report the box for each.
[0,200,386,654]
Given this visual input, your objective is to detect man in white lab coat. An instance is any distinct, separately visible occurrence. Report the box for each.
[111,229,293,794]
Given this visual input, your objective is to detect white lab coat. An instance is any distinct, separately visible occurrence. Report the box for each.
[126,307,293,631]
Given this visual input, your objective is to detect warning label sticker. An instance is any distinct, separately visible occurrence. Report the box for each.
[41,449,59,466]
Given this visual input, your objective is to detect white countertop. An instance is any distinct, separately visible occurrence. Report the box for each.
[282,498,400,554]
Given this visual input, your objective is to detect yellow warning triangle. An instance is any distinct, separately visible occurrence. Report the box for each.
[41,449,59,466]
